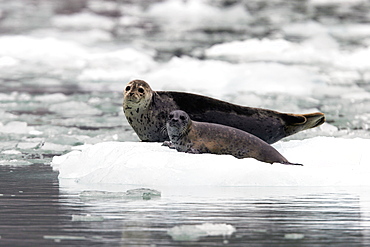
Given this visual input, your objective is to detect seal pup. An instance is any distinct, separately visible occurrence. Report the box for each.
[123,79,325,143]
[165,110,302,166]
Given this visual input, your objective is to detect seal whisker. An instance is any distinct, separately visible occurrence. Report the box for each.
[160,125,168,136]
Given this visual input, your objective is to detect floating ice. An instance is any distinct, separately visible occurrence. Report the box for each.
[52,11,115,31]
[284,233,305,240]
[49,101,102,117]
[0,56,18,67]
[205,38,339,65]
[282,21,328,38]
[71,214,104,222]
[0,121,42,135]
[79,188,161,200]
[0,160,33,166]
[1,150,21,155]
[145,56,325,96]
[51,137,370,187]
[34,93,68,103]
[309,0,367,5]
[43,235,86,241]
[147,0,249,30]
[78,48,156,82]
[0,36,87,69]
[167,223,236,241]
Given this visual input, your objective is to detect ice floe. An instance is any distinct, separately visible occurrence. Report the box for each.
[52,137,370,187]
[0,121,42,135]
[147,0,249,30]
[168,223,236,241]
[145,56,326,96]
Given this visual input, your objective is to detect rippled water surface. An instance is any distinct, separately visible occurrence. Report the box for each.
[2,164,370,246]
[1,0,370,246]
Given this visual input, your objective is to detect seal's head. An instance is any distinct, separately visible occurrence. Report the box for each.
[166,110,191,138]
[123,80,153,108]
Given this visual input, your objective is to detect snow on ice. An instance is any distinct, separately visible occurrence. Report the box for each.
[52,137,370,187]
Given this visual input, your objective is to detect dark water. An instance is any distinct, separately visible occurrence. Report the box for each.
[1,0,370,246]
[1,164,370,246]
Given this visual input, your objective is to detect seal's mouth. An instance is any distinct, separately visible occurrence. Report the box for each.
[124,94,142,104]
[167,119,183,129]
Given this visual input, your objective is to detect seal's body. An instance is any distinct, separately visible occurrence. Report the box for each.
[123,79,325,143]
[165,110,302,165]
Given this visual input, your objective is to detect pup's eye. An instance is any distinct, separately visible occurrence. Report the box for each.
[125,86,131,91]
[180,115,186,120]
[138,88,144,93]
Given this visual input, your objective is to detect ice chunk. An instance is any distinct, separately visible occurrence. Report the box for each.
[330,24,370,40]
[147,0,249,30]
[0,36,87,69]
[282,21,328,38]
[52,138,370,187]
[0,160,33,166]
[285,233,305,240]
[205,38,339,65]
[34,93,68,102]
[71,214,104,222]
[78,48,156,82]
[146,56,325,96]
[43,235,86,241]
[49,101,102,117]
[337,46,370,70]
[40,142,71,152]
[1,150,21,155]
[0,56,18,67]
[0,121,42,135]
[168,223,236,241]
[52,12,115,31]
[125,188,161,200]
[310,0,367,5]
[79,188,161,200]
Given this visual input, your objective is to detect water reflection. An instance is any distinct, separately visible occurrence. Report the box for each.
[1,165,370,246]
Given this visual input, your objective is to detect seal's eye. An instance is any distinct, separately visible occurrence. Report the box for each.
[125,86,131,91]
[180,115,186,121]
[138,88,144,93]
[169,114,174,119]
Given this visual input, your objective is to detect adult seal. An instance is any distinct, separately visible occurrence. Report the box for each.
[123,79,325,143]
[165,110,302,165]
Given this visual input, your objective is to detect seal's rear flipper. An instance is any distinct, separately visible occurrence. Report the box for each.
[283,112,325,136]
[302,112,326,129]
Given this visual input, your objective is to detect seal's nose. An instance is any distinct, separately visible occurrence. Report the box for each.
[171,118,179,122]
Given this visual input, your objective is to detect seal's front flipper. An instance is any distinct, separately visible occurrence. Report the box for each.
[162,141,176,149]
[186,149,200,154]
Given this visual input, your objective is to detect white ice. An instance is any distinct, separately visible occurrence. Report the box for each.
[52,137,370,187]
[144,56,326,97]
[147,0,249,30]
[167,223,236,241]
[0,121,42,135]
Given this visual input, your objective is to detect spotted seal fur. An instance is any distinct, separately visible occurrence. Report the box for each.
[164,110,302,165]
[123,79,325,143]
